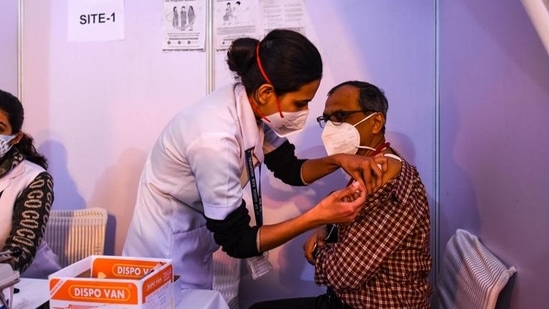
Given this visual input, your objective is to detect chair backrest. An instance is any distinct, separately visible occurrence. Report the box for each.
[433,229,517,309]
[44,207,108,267]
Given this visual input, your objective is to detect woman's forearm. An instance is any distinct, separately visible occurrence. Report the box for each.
[258,182,366,252]
[258,210,321,252]
[300,155,341,184]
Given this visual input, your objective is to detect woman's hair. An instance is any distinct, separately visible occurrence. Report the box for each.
[0,89,49,169]
[226,29,323,96]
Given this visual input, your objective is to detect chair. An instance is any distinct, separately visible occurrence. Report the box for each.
[212,248,241,309]
[433,229,517,309]
[44,207,108,267]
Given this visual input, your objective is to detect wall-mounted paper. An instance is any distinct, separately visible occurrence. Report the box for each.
[162,0,206,52]
[67,0,125,42]
[215,0,259,50]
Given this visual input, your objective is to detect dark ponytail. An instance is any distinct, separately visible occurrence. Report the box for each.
[226,37,259,78]
[226,29,322,96]
[15,134,48,170]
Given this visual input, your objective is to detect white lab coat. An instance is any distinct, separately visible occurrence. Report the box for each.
[0,159,61,278]
[123,83,285,290]
[0,160,44,247]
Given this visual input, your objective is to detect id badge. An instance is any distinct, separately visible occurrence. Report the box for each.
[245,252,272,280]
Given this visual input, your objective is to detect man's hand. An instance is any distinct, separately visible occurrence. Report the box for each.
[335,153,388,194]
[303,228,327,265]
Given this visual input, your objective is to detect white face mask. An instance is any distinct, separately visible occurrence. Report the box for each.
[262,109,309,137]
[321,112,377,156]
[0,134,16,158]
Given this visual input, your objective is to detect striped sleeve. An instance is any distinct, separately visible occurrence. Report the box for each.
[3,172,54,273]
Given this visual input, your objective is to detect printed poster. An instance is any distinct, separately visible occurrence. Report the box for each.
[163,0,206,51]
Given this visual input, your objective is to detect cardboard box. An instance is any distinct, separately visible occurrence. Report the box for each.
[49,255,173,309]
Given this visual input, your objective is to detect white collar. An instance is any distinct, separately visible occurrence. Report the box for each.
[234,83,264,162]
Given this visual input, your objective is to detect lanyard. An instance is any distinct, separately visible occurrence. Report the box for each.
[245,148,263,226]
[369,141,390,157]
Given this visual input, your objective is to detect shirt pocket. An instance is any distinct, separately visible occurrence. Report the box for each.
[171,225,219,290]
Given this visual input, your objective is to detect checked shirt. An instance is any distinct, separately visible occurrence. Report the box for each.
[314,155,432,309]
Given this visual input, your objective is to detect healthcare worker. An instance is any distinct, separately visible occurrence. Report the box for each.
[0,89,60,279]
[123,29,385,292]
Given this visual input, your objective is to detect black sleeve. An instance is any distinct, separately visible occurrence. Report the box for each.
[205,201,261,258]
[264,140,307,186]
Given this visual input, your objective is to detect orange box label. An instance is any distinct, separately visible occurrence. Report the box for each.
[142,264,173,301]
[49,256,173,308]
[51,280,139,304]
[92,257,164,279]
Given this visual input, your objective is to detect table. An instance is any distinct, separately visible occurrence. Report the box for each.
[12,278,49,309]
[12,278,229,309]
[177,289,229,309]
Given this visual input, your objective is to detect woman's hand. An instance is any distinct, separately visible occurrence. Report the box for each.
[309,181,366,226]
[335,153,388,194]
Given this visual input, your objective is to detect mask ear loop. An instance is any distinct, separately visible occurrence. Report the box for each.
[351,112,379,150]
[368,142,391,157]
[249,98,270,122]
[256,43,284,118]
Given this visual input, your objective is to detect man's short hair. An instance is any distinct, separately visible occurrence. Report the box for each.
[327,80,389,119]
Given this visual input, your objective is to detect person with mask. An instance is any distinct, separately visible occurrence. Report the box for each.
[249,81,432,309]
[180,6,187,30]
[123,30,387,297]
[172,6,179,29]
[187,6,196,31]
[0,89,61,279]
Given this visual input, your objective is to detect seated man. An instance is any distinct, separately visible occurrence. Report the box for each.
[249,81,432,309]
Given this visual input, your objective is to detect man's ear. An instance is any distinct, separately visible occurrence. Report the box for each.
[256,84,275,106]
[371,113,386,134]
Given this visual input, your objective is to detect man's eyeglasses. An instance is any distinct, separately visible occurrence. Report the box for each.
[316,110,374,128]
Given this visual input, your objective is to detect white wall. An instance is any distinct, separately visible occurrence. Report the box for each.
[20,0,436,307]
[439,0,549,307]
[0,1,18,94]
[21,0,207,255]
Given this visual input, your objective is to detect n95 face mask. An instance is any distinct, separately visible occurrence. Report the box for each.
[262,109,309,137]
[321,113,376,156]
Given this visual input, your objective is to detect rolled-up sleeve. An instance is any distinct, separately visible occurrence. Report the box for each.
[187,133,243,220]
